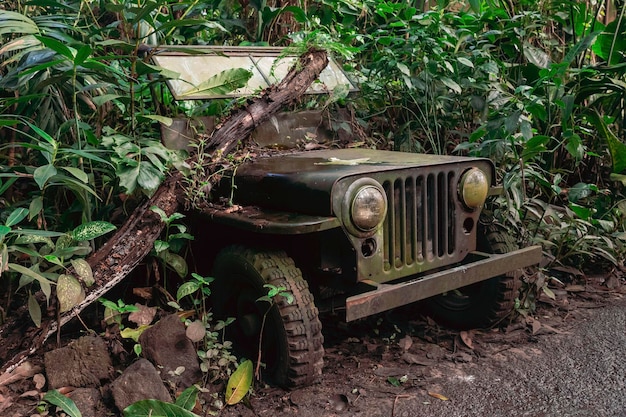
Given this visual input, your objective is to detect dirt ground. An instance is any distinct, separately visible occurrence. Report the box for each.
[223,274,626,417]
[1,274,624,417]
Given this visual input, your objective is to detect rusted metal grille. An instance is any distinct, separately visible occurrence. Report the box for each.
[382,171,457,271]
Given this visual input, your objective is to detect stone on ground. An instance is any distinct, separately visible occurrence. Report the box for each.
[138,314,202,389]
[110,358,172,411]
[44,336,112,388]
[68,388,105,417]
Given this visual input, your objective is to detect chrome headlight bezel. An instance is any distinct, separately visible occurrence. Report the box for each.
[341,178,387,237]
[459,167,489,210]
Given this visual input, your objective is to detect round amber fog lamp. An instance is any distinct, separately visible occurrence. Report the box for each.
[460,168,489,209]
[351,186,386,231]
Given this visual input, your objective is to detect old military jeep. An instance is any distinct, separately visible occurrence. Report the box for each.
[154,47,542,387]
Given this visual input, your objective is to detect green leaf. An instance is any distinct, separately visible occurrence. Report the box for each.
[468,0,480,13]
[396,62,410,76]
[29,196,43,221]
[568,183,595,203]
[456,57,474,68]
[523,42,550,68]
[141,114,173,127]
[43,390,82,417]
[72,221,116,241]
[440,77,461,94]
[568,202,592,219]
[176,281,200,301]
[74,44,92,66]
[0,225,10,239]
[44,254,64,268]
[14,229,65,237]
[92,94,123,107]
[522,135,550,160]
[0,225,10,240]
[150,206,168,221]
[71,258,94,287]
[0,243,7,275]
[181,68,253,97]
[8,263,53,300]
[36,35,74,60]
[54,245,92,258]
[610,173,626,186]
[0,176,18,196]
[28,293,42,327]
[588,112,626,173]
[0,119,20,127]
[225,359,253,405]
[135,61,181,79]
[24,121,56,145]
[176,386,199,411]
[118,164,140,194]
[123,400,200,417]
[61,166,89,183]
[62,148,113,166]
[0,10,38,36]
[563,32,600,66]
[387,376,401,387]
[160,251,188,278]
[564,132,584,162]
[154,240,169,253]
[34,164,58,189]
[5,207,29,227]
[57,274,85,313]
[120,325,150,342]
[137,162,164,193]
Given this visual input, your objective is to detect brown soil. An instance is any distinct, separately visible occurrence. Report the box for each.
[1,275,624,417]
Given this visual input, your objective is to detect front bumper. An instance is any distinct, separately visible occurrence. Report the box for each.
[345,245,542,322]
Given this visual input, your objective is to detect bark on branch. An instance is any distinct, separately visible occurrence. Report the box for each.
[0,48,329,373]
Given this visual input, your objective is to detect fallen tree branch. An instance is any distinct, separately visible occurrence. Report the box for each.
[0,48,329,373]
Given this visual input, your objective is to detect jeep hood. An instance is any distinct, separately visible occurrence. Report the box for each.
[231,149,493,216]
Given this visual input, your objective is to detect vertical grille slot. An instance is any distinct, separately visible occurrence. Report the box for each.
[383,170,457,272]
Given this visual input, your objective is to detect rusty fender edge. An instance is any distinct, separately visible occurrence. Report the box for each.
[345,245,542,322]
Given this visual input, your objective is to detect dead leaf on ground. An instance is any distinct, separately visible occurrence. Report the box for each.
[186,320,206,343]
[428,391,449,401]
[526,317,542,335]
[19,390,39,399]
[128,303,157,326]
[460,330,474,349]
[33,373,46,390]
[401,352,434,366]
[0,393,13,413]
[398,335,413,351]
[533,323,564,335]
[565,285,586,293]
[132,287,153,300]
[0,362,41,387]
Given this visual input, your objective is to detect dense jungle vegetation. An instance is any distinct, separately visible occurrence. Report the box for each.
[0,0,625,351]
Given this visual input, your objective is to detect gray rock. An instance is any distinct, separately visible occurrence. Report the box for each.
[139,314,202,389]
[44,336,112,388]
[110,358,172,411]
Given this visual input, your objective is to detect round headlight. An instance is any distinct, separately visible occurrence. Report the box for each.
[460,168,489,209]
[351,186,386,231]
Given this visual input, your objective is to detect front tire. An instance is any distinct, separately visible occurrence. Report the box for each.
[424,219,521,329]
[211,246,324,387]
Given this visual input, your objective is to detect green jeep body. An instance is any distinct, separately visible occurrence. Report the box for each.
[156,46,542,387]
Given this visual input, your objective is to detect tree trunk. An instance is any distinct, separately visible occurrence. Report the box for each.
[0,48,329,373]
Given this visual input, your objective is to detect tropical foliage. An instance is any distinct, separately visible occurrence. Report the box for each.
[1,0,625,328]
